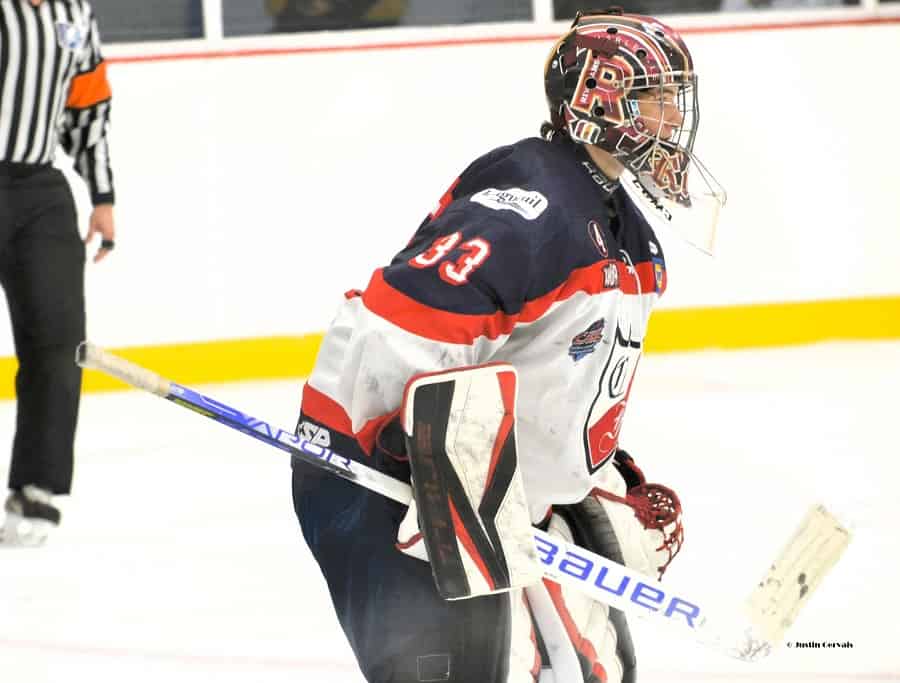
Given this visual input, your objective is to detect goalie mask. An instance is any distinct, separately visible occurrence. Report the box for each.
[544,9,726,253]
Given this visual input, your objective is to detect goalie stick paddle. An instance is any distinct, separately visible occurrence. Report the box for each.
[75,341,851,662]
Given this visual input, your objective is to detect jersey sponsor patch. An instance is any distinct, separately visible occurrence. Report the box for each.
[470,187,548,221]
[568,319,607,362]
[603,262,619,289]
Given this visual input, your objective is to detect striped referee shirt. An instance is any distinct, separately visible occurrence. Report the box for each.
[0,0,113,204]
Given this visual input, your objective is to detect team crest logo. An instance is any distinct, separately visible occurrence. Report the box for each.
[588,220,608,257]
[569,319,606,361]
[652,257,665,292]
[56,21,86,51]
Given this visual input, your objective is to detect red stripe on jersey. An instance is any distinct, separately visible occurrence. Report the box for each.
[357,412,395,458]
[449,497,496,591]
[544,579,609,683]
[300,383,393,456]
[363,268,510,344]
[362,259,663,344]
[301,383,352,433]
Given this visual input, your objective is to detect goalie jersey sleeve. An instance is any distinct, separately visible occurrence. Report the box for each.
[300,135,667,521]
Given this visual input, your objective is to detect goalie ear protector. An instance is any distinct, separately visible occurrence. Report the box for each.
[401,363,542,600]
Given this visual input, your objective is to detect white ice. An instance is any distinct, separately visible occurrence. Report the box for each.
[1,342,898,683]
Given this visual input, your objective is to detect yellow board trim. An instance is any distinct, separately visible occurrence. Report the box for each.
[0,297,897,399]
[644,295,900,353]
[0,334,323,399]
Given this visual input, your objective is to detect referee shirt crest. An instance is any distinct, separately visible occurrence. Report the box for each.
[55,20,86,51]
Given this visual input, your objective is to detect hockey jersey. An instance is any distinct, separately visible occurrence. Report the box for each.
[299,133,667,522]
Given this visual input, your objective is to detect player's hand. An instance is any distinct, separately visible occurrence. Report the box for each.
[85,204,116,264]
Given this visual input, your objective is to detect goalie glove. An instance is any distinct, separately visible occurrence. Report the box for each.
[588,450,684,580]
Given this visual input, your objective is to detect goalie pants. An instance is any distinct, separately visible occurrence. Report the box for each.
[291,437,543,683]
[0,163,85,495]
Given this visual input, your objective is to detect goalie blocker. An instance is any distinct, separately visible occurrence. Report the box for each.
[398,363,542,599]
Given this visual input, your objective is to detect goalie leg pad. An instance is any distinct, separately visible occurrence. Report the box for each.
[533,505,637,683]
[401,363,541,600]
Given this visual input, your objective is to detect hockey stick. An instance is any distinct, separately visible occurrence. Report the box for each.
[76,341,850,662]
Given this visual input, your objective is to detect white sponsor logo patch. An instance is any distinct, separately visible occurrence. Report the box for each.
[470,187,548,221]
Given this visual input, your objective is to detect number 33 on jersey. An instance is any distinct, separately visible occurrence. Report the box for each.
[409,232,492,286]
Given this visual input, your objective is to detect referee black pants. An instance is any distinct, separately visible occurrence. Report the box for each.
[0,163,85,495]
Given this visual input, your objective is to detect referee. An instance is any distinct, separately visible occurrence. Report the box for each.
[0,0,115,545]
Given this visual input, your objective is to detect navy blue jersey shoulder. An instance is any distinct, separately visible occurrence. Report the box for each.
[380,135,663,317]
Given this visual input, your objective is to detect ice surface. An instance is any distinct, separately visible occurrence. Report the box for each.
[1,342,898,682]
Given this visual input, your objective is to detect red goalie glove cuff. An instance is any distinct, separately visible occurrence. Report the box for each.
[592,449,684,578]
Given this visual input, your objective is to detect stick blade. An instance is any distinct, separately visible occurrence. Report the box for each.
[745,504,851,643]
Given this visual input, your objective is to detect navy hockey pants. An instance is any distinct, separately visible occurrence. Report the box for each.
[291,446,517,683]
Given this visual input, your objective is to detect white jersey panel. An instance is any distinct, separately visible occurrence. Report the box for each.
[495,288,659,520]
[309,296,508,433]
[309,283,660,521]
